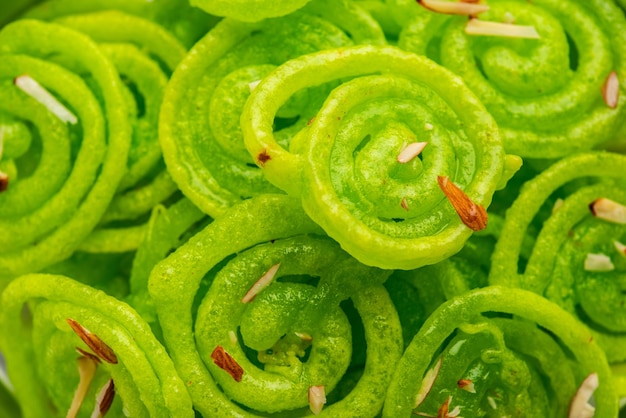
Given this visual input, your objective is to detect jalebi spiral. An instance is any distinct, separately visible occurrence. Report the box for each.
[490,151,626,363]
[0,274,194,417]
[1,1,625,417]
[45,11,186,253]
[160,0,384,217]
[0,19,131,279]
[384,286,617,417]
[394,0,626,158]
[149,194,404,416]
[243,44,516,269]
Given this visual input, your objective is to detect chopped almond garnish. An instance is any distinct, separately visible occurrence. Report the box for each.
[248,80,261,92]
[308,385,326,415]
[397,142,428,163]
[551,198,564,214]
[437,397,450,418]
[602,71,619,109]
[434,396,462,418]
[447,405,461,418]
[568,373,598,418]
[66,356,98,418]
[66,319,118,364]
[415,357,443,408]
[257,150,271,167]
[0,171,8,193]
[589,198,626,224]
[75,347,102,364]
[241,263,280,303]
[418,0,489,16]
[14,75,78,124]
[91,379,115,418]
[211,345,244,382]
[614,240,626,256]
[401,197,410,211]
[584,253,614,272]
[466,18,540,39]
[437,176,487,231]
[228,330,238,346]
[457,378,476,393]
[295,332,313,342]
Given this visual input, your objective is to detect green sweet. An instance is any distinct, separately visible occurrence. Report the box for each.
[160,1,384,218]
[149,194,403,417]
[490,151,626,362]
[0,274,194,417]
[383,286,617,417]
[48,11,186,253]
[0,19,131,280]
[395,0,626,158]
[243,44,513,269]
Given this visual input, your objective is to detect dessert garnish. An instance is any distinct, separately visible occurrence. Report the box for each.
[568,373,599,418]
[308,385,327,415]
[437,176,488,231]
[584,253,615,272]
[397,142,428,163]
[92,379,115,418]
[417,0,489,16]
[210,345,244,382]
[414,357,442,408]
[589,197,626,224]
[465,18,540,39]
[66,319,119,365]
[66,355,98,418]
[0,171,8,193]
[602,71,619,109]
[14,74,78,124]
[456,378,476,393]
[241,263,280,303]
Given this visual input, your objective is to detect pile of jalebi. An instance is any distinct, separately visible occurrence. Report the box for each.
[0,0,625,417]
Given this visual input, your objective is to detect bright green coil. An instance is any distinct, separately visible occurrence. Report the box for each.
[0,19,131,280]
[489,151,626,363]
[243,44,515,270]
[0,274,194,417]
[159,0,385,218]
[395,0,626,158]
[383,286,617,417]
[148,194,403,417]
[46,10,187,253]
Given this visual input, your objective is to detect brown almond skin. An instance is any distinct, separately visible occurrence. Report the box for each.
[66,319,118,364]
[438,176,487,231]
[211,345,244,382]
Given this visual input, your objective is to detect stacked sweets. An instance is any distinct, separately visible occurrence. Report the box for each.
[0,0,625,417]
